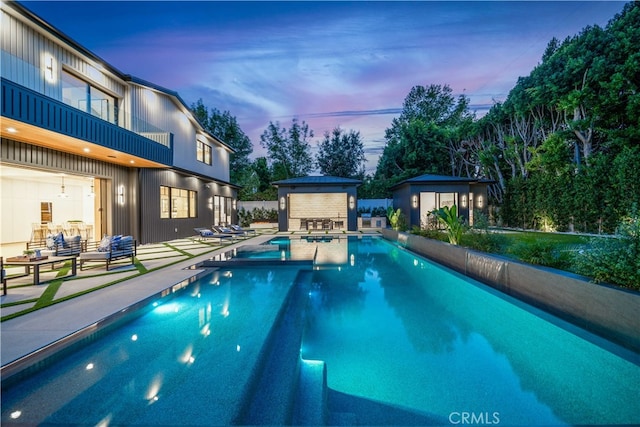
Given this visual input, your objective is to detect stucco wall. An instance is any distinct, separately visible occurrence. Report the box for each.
[381,229,640,354]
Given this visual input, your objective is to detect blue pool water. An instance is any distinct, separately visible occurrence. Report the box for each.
[2,236,639,426]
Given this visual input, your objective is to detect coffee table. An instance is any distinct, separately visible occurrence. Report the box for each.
[3,255,78,287]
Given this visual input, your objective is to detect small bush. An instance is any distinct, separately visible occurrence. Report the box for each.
[461,231,507,253]
[572,205,640,289]
[509,241,571,270]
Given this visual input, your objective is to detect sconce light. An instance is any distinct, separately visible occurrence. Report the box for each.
[348,196,355,210]
[118,185,125,205]
[44,55,55,82]
[57,176,69,198]
[279,196,286,210]
[232,199,237,210]
[478,195,484,209]
[411,194,418,209]
[461,194,467,208]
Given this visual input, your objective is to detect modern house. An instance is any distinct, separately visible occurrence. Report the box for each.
[272,176,361,232]
[391,174,491,229]
[1,1,238,249]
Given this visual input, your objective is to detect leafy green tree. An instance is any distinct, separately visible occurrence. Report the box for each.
[260,118,314,180]
[374,84,472,193]
[190,99,253,184]
[316,127,365,178]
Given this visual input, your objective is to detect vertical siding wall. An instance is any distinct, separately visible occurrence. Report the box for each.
[129,84,231,182]
[1,138,135,238]
[138,169,236,244]
[1,7,125,106]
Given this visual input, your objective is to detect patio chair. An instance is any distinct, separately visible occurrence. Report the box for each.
[229,224,256,236]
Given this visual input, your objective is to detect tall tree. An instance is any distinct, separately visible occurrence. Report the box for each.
[316,127,366,178]
[260,118,314,180]
[190,99,253,184]
[376,84,472,187]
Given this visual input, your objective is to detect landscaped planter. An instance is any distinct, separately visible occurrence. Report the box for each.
[382,229,640,354]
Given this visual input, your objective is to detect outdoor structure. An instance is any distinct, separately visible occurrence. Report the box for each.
[272,176,361,232]
[0,2,238,248]
[391,174,491,229]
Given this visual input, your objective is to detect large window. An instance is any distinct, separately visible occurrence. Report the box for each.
[197,140,212,165]
[213,195,233,225]
[160,186,197,219]
[62,70,117,124]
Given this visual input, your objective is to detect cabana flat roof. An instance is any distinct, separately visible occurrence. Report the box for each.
[272,176,362,187]
[391,174,492,189]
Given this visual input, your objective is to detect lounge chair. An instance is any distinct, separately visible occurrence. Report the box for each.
[229,224,256,236]
[194,227,235,243]
[213,225,244,237]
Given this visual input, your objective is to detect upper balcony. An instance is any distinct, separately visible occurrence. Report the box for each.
[1,78,173,168]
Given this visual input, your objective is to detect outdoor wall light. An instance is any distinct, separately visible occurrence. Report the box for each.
[57,176,69,198]
[279,196,286,210]
[118,185,125,205]
[43,54,55,82]
[349,196,355,210]
[411,194,418,209]
[461,194,467,208]
[478,195,484,209]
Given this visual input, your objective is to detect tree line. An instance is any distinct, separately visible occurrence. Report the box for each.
[192,2,639,233]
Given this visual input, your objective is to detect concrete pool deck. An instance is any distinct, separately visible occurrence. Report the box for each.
[0,229,380,370]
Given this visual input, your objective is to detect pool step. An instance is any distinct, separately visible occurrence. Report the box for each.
[233,270,313,425]
[293,359,328,425]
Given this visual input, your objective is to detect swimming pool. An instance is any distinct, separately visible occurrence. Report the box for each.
[1,236,639,426]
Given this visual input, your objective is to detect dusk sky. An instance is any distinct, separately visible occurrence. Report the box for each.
[23,1,627,173]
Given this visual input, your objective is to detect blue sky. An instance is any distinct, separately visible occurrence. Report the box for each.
[23,1,627,172]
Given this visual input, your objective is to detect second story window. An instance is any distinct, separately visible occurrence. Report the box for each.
[197,140,212,165]
[62,69,117,124]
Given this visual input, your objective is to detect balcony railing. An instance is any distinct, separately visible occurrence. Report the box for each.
[1,50,172,148]
[1,78,173,166]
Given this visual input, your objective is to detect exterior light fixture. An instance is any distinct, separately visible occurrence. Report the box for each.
[349,196,355,210]
[57,176,69,198]
[478,195,484,209]
[412,194,418,209]
[461,194,467,208]
[44,54,55,82]
[118,185,125,205]
[279,196,286,210]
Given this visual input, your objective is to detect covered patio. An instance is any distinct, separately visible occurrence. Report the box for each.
[272,176,361,232]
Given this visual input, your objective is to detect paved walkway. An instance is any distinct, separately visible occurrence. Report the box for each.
[1,229,378,369]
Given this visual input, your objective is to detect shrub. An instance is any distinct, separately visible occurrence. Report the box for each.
[509,241,571,270]
[431,205,466,245]
[573,205,640,290]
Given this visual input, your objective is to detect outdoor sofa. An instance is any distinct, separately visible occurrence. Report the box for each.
[79,235,136,271]
[26,233,83,257]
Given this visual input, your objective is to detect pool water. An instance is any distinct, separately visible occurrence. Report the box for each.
[300,238,640,425]
[1,266,300,426]
[2,236,639,426]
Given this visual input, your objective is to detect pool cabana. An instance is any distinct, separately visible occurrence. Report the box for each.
[391,174,491,229]
[272,176,361,232]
